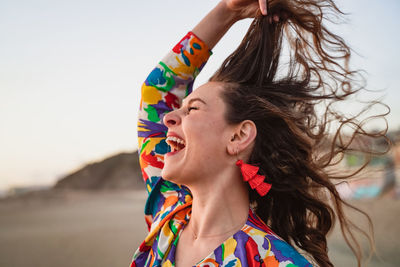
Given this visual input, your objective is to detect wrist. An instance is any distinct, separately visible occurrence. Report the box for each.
[216,1,241,26]
[192,1,241,50]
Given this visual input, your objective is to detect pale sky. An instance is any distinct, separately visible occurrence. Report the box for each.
[1,0,399,191]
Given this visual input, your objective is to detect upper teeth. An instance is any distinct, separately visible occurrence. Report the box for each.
[166,136,185,145]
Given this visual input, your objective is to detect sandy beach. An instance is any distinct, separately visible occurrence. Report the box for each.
[0,190,148,267]
[0,189,399,267]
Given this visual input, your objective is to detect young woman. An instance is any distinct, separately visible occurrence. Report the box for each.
[131,0,386,266]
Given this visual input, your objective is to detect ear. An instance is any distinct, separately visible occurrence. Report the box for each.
[227,120,257,157]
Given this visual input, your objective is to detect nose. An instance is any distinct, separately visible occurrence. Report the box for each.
[163,109,181,127]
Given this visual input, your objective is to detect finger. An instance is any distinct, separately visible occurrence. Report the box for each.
[273,14,279,22]
[258,0,268,16]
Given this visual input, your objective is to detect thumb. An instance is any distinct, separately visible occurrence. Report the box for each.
[258,0,268,15]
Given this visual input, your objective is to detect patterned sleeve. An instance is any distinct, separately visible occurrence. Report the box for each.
[137,32,212,228]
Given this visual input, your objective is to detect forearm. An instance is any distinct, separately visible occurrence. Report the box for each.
[192,1,239,50]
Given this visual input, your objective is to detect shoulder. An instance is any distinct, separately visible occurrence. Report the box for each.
[239,211,313,267]
[235,228,312,267]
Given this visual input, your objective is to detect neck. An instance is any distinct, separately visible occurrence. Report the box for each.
[186,167,250,240]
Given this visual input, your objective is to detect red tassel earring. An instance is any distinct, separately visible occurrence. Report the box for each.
[236,160,272,196]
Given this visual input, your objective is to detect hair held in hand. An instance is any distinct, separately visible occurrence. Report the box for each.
[210,0,389,266]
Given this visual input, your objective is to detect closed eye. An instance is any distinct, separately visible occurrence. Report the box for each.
[187,106,198,113]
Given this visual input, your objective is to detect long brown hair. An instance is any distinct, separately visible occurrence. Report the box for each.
[209,0,389,266]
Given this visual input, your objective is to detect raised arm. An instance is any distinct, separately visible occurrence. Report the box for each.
[138,31,211,190]
[137,31,211,225]
[137,0,268,228]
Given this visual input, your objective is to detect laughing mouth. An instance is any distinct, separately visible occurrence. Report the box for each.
[166,136,186,153]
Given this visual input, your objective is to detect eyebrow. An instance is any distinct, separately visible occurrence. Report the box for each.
[182,97,207,106]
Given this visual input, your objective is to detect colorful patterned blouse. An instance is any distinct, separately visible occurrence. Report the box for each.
[131,31,312,267]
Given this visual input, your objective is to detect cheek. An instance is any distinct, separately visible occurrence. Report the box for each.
[186,117,229,155]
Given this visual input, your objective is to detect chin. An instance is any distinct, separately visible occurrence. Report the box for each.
[161,165,181,183]
[161,168,173,181]
[162,164,195,187]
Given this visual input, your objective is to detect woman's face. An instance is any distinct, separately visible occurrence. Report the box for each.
[161,82,235,186]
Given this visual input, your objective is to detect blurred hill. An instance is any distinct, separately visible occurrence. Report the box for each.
[54,151,143,190]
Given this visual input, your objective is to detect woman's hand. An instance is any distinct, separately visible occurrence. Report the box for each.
[192,0,278,49]
[223,0,268,20]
